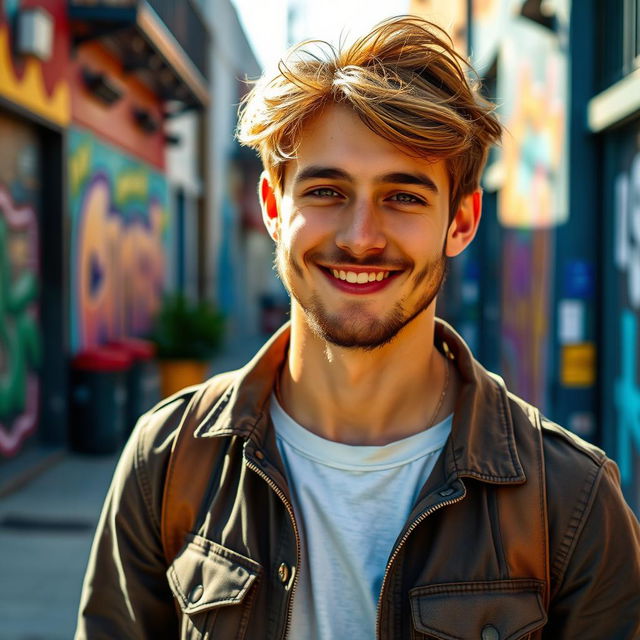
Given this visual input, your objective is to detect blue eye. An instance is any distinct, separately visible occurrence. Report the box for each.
[389,193,426,205]
[309,187,341,198]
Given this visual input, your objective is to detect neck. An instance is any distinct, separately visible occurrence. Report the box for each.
[278,304,455,445]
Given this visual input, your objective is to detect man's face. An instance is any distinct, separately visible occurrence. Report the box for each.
[265,104,457,350]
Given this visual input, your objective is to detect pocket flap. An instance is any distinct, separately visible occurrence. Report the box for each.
[167,534,261,615]
[410,579,547,640]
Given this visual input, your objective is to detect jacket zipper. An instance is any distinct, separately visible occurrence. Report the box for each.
[375,489,466,639]
[246,459,301,640]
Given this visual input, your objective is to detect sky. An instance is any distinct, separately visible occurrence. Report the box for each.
[230,0,411,70]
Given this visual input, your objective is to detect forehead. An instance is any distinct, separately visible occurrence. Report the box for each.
[282,103,449,190]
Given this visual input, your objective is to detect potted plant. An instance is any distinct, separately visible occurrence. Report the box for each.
[150,293,225,398]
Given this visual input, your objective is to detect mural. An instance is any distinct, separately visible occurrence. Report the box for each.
[497,18,567,228]
[500,228,553,410]
[0,186,41,456]
[0,0,70,126]
[69,128,169,352]
[0,110,42,457]
[613,143,640,508]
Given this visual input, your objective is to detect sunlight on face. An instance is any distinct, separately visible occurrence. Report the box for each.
[273,104,452,350]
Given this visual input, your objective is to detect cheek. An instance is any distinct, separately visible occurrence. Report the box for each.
[386,217,445,258]
[280,210,331,252]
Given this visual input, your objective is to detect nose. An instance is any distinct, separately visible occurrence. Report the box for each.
[335,199,387,256]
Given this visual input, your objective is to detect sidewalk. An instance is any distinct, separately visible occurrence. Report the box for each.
[0,453,118,639]
[0,332,268,639]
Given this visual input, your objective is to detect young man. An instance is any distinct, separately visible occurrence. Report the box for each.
[76,17,640,640]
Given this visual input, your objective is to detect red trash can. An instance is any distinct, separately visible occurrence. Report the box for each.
[70,347,132,454]
[108,338,160,435]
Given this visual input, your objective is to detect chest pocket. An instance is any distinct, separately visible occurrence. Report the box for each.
[167,533,261,640]
[409,579,547,640]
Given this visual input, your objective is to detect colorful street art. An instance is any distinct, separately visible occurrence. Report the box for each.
[497,18,567,228]
[613,146,640,503]
[69,128,169,352]
[0,186,41,456]
[0,0,70,126]
[500,228,553,410]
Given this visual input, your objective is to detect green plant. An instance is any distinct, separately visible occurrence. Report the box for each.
[151,293,225,360]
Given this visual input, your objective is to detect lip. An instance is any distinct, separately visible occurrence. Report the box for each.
[318,265,401,295]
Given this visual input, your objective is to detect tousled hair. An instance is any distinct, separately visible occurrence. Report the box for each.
[237,16,502,216]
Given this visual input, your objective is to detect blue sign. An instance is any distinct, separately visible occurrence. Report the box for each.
[563,260,594,299]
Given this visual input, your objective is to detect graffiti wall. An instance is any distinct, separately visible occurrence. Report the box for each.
[0,110,42,456]
[69,127,169,352]
[612,123,640,511]
[0,0,70,127]
[500,228,553,410]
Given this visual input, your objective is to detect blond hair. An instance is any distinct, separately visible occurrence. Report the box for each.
[237,16,502,215]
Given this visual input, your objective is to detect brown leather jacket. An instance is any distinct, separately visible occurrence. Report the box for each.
[76,321,640,639]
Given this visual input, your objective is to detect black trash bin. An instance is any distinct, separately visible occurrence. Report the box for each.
[70,347,132,454]
[109,337,160,435]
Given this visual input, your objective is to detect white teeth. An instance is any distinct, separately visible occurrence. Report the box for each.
[330,269,391,284]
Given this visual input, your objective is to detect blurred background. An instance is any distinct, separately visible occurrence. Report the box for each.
[0,0,638,637]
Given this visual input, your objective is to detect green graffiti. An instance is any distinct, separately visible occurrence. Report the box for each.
[0,216,41,417]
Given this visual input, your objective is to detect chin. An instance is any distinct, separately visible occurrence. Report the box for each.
[303,300,411,351]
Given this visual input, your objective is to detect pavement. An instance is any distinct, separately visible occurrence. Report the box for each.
[0,332,267,640]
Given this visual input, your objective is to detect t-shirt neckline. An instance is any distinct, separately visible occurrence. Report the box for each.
[270,393,452,472]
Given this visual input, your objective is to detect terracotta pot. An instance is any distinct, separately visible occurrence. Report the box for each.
[158,359,210,398]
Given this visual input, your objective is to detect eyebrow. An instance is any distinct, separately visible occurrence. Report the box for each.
[294,165,439,194]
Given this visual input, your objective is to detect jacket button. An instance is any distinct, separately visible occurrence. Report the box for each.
[278,562,290,584]
[189,584,204,603]
[481,624,500,640]
[255,449,265,461]
[439,487,455,497]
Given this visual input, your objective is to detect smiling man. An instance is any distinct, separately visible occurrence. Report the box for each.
[76,17,640,640]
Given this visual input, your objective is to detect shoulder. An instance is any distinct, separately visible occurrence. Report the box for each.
[134,370,240,456]
[120,370,241,518]
[505,393,638,588]
[506,391,606,476]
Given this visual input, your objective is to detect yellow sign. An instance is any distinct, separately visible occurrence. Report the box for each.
[561,343,596,387]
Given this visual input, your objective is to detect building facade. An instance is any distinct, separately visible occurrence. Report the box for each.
[197,0,285,339]
[0,0,210,466]
[0,0,69,457]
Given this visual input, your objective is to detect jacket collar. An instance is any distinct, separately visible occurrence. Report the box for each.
[195,320,526,485]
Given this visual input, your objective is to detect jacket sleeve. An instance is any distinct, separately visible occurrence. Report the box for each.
[544,459,640,639]
[75,403,184,640]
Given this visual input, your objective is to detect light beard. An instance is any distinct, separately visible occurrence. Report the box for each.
[274,242,447,351]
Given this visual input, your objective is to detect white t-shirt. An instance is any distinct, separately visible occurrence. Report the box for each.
[270,394,452,640]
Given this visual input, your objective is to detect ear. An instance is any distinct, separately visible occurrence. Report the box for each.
[259,172,280,240]
[445,189,482,257]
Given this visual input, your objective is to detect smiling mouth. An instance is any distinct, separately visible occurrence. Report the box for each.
[329,268,391,284]
[316,264,402,286]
